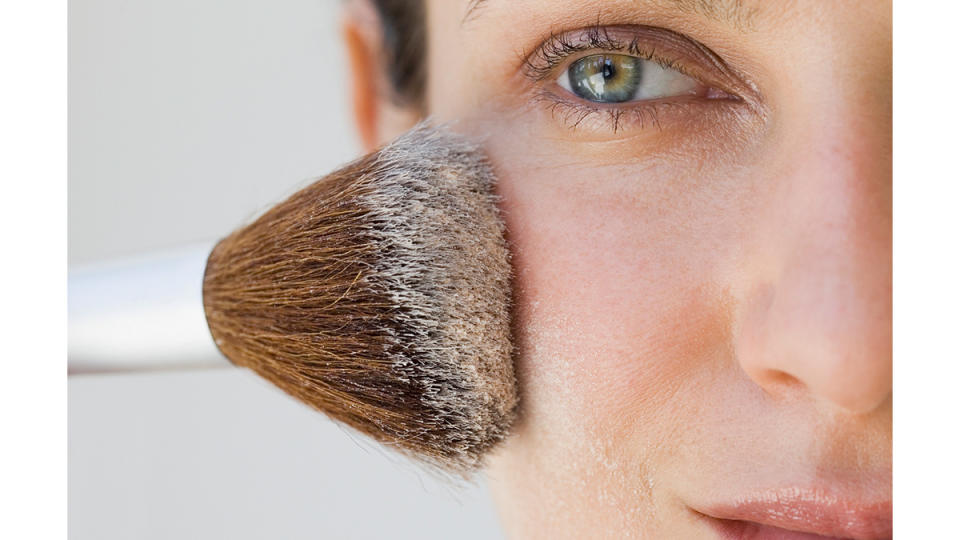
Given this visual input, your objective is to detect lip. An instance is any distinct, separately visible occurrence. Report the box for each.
[693,488,892,540]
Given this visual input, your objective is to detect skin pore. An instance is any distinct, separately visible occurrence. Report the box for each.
[344,1,891,538]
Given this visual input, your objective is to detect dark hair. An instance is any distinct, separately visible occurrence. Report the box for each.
[371,0,426,109]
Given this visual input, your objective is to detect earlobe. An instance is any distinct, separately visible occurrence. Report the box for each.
[341,0,422,152]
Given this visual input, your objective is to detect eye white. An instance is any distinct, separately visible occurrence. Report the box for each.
[632,61,700,100]
[557,69,574,92]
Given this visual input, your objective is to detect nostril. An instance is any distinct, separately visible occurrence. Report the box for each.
[748,367,807,401]
[747,362,890,415]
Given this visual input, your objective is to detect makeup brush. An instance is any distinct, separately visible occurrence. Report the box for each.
[201,123,517,473]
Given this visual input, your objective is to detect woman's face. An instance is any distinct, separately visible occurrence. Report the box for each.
[361,1,891,537]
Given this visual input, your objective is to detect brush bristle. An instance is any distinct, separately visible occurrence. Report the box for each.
[202,123,517,473]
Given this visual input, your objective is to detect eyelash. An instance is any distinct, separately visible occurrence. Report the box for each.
[524,24,688,81]
[522,24,740,133]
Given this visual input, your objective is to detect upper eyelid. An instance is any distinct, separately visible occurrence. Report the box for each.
[524,28,646,81]
[528,44,683,82]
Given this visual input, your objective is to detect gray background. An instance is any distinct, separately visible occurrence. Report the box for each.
[69,0,505,538]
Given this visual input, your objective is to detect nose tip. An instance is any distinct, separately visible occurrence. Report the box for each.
[818,362,891,415]
[736,278,891,415]
[744,357,892,415]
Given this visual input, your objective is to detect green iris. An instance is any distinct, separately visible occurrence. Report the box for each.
[568,54,644,103]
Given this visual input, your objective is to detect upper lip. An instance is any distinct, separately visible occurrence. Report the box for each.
[693,487,892,539]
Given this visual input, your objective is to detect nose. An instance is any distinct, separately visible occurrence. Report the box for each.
[735,98,891,415]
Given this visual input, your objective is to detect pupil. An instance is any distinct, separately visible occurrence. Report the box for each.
[602,59,615,80]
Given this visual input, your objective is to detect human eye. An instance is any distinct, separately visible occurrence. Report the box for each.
[522,24,751,133]
[558,53,700,103]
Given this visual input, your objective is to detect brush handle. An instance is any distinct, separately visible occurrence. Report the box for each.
[68,243,232,374]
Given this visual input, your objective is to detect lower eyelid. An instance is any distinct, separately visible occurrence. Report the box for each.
[535,89,674,132]
[532,87,744,137]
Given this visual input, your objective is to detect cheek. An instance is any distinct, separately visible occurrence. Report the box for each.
[484,144,743,532]
[490,134,744,446]
[498,155,737,433]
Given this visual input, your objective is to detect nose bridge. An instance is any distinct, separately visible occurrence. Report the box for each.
[736,86,891,414]
[790,107,889,275]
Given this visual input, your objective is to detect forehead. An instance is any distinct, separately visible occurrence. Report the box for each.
[460,0,763,32]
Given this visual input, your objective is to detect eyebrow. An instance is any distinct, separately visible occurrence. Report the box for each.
[463,0,758,31]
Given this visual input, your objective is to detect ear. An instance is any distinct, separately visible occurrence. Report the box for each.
[341,0,421,152]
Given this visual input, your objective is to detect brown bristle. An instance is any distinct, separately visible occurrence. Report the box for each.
[202,123,517,473]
